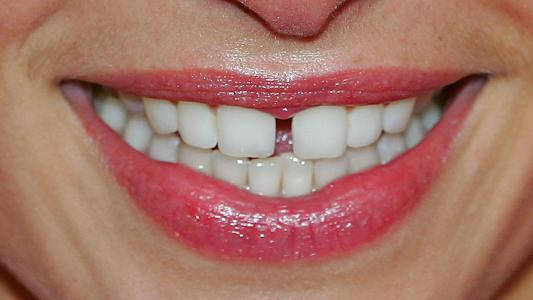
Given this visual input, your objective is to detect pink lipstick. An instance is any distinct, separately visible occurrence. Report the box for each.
[63,69,485,262]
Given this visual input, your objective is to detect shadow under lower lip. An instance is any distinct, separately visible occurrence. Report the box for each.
[61,76,486,262]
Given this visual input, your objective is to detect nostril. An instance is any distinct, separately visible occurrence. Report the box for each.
[235,0,347,37]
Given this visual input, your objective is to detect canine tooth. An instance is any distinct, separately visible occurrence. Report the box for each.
[281,153,313,197]
[123,115,153,152]
[212,151,248,188]
[383,98,415,134]
[313,156,349,189]
[178,144,212,175]
[249,158,282,196]
[217,106,275,158]
[421,102,441,130]
[404,117,426,148]
[347,146,380,173]
[377,134,406,163]
[143,98,179,135]
[148,134,180,163]
[98,96,127,133]
[119,92,145,114]
[347,104,384,148]
[292,106,347,159]
[177,101,217,149]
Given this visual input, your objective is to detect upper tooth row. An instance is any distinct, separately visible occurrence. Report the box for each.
[99,94,423,160]
[152,97,416,160]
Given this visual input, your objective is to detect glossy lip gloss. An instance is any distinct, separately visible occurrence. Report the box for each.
[63,69,485,262]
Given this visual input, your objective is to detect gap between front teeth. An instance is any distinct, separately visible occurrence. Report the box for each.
[94,90,443,197]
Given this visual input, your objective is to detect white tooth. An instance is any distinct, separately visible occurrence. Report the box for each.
[249,158,282,196]
[404,117,426,148]
[347,104,384,148]
[281,153,313,197]
[292,106,347,159]
[212,151,248,188]
[119,92,145,114]
[98,96,128,133]
[148,134,180,163]
[217,106,275,158]
[383,98,415,134]
[178,144,212,175]
[143,98,178,135]
[377,133,406,164]
[123,115,153,152]
[313,156,349,189]
[347,145,380,173]
[421,102,442,130]
[177,101,217,149]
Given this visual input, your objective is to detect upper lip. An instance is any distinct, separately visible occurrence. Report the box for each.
[80,68,464,108]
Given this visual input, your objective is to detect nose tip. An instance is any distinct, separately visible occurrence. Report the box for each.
[237,0,347,37]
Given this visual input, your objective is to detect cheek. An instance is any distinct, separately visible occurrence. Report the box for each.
[497,0,533,35]
[0,0,64,46]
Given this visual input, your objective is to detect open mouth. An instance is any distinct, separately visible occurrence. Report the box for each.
[62,69,486,262]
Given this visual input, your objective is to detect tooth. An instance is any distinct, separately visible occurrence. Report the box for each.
[119,92,145,114]
[281,153,313,197]
[347,145,380,173]
[123,115,153,152]
[313,156,349,189]
[421,102,442,130]
[178,144,212,175]
[292,106,347,159]
[347,104,384,148]
[404,117,426,148]
[148,134,180,163]
[249,158,282,196]
[143,98,179,135]
[212,151,248,188]
[98,96,128,133]
[217,106,275,158]
[383,98,415,134]
[377,133,406,164]
[176,101,217,149]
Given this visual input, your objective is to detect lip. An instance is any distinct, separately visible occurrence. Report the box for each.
[82,69,463,119]
[63,70,485,262]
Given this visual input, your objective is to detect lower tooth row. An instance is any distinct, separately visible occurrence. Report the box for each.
[94,91,442,197]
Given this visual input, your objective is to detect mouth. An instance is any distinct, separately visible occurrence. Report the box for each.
[62,69,486,262]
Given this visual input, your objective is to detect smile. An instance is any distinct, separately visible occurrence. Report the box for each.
[62,69,486,262]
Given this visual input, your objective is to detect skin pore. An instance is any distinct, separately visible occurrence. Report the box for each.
[0,0,533,299]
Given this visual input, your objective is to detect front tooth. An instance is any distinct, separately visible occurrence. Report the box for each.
[212,151,248,188]
[217,106,275,158]
[292,106,347,159]
[383,98,415,134]
[281,153,313,197]
[123,115,153,152]
[313,156,348,189]
[377,133,406,163]
[143,98,179,135]
[347,145,380,173]
[421,102,442,130]
[178,144,212,175]
[98,96,128,133]
[148,134,180,163]
[347,104,384,148]
[404,117,426,148]
[249,158,282,196]
[177,101,217,149]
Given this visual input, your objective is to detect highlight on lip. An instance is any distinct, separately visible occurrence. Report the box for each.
[63,70,486,262]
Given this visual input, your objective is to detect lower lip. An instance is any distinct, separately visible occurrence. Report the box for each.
[64,78,484,263]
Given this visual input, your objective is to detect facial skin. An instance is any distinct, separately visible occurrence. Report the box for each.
[0,0,533,299]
